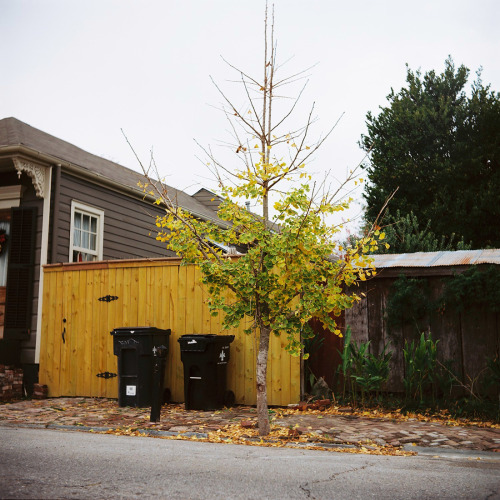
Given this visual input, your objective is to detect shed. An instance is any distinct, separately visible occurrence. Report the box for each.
[345,250,500,393]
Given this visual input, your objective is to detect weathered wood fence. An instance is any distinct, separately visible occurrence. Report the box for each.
[346,273,499,393]
[39,258,300,405]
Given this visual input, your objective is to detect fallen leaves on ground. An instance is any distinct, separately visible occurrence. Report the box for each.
[92,422,414,456]
[278,406,500,429]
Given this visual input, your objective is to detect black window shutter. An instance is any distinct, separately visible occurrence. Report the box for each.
[4,207,37,340]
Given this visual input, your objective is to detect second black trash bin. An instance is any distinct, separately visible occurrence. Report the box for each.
[178,334,235,410]
[111,327,171,407]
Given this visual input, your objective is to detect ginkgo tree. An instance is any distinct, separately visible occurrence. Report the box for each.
[136,5,385,435]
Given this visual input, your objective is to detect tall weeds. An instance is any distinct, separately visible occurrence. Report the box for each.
[403,332,438,405]
[337,326,392,405]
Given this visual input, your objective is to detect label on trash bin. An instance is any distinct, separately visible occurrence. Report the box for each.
[126,385,137,396]
[217,346,230,365]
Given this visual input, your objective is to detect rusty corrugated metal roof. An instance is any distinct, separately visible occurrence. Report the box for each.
[370,249,500,268]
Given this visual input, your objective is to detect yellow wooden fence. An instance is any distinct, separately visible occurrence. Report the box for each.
[39,258,300,405]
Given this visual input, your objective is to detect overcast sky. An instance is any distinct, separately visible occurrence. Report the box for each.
[1,0,498,228]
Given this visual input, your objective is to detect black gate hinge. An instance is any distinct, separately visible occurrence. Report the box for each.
[96,372,117,379]
[98,295,119,303]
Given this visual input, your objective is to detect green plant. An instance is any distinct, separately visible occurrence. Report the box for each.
[385,275,431,336]
[350,342,392,405]
[337,327,392,405]
[363,344,393,399]
[372,210,471,254]
[348,339,371,405]
[337,326,353,400]
[440,266,500,314]
[434,359,458,400]
[403,332,439,405]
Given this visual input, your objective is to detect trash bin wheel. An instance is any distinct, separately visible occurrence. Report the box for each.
[223,390,235,407]
[163,388,171,404]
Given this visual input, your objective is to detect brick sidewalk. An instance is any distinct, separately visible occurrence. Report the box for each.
[0,398,499,452]
[274,413,500,451]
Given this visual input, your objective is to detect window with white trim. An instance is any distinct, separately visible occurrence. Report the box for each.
[69,201,104,262]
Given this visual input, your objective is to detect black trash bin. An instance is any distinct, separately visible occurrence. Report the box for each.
[111,327,171,407]
[178,334,235,410]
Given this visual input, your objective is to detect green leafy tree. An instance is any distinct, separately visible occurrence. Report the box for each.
[373,210,471,254]
[138,7,382,435]
[361,57,500,249]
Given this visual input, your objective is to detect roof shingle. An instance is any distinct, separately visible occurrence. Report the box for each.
[0,117,220,222]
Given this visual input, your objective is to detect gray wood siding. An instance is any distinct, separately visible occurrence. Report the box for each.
[192,188,222,212]
[53,172,175,263]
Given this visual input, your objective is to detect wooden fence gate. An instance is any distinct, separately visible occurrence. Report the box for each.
[39,258,300,405]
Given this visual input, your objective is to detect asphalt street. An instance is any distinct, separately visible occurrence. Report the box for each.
[1,426,499,499]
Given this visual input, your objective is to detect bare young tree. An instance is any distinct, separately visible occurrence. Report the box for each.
[132,4,383,435]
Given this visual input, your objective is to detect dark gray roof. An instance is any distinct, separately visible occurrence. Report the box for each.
[0,117,221,223]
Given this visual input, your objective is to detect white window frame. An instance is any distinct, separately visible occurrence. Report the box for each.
[69,201,104,262]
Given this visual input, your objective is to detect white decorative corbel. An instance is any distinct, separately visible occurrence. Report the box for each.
[13,158,46,198]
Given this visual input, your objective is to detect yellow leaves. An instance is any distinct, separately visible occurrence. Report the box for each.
[203,421,412,456]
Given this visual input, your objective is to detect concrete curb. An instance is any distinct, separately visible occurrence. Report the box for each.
[46,424,114,433]
[2,423,499,459]
[137,429,209,439]
[403,444,500,461]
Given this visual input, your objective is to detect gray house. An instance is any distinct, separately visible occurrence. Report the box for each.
[0,117,223,389]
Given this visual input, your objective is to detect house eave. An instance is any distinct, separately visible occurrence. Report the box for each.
[0,144,228,227]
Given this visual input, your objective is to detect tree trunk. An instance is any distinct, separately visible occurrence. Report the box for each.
[256,325,271,435]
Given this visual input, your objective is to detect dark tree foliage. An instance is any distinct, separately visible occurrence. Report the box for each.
[361,58,500,249]
[373,210,471,254]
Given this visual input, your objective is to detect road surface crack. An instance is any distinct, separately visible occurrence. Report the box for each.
[299,463,375,498]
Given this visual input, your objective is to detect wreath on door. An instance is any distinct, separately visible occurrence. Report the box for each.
[0,229,7,255]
